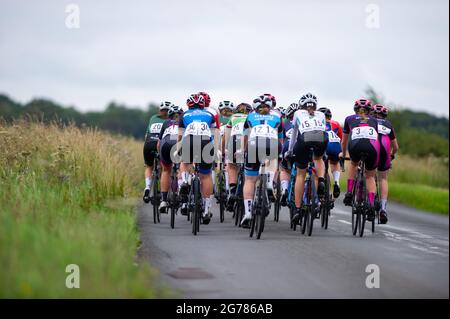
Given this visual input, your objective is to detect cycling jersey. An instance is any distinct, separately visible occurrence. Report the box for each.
[325,120,342,163]
[179,108,217,140]
[143,114,166,166]
[376,118,396,171]
[158,119,179,167]
[243,112,283,176]
[225,113,248,164]
[178,107,217,174]
[219,115,230,136]
[145,114,166,141]
[281,119,294,170]
[244,112,283,141]
[327,120,343,140]
[343,115,380,170]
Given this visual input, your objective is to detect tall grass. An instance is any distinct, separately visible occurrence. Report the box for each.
[389,155,448,189]
[0,120,167,297]
[341,154,449,214]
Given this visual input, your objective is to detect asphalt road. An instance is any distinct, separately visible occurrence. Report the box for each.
[137,198,449,298]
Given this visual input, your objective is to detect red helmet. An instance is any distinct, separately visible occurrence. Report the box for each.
[373,104,388,118]
[354,98,372,113]
[198,91,211,107]
[187,94,206,109]
[263,93,276,107]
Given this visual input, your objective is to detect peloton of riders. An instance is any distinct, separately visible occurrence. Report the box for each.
[142,92,398,228]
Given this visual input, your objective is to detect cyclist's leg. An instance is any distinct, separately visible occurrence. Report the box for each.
[366,138,380,209]
[160,141,174,194]
[292,138,308,222]
[378,170,389,223]
[344,142,362,205]
[143,138,157,202]
[327,141,342,198]
[242,143,260,225]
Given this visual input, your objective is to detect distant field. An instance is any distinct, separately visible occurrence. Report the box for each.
[0,121,170,297]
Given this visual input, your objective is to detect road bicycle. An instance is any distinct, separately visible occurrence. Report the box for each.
[168,163,180,229]
[249,162,270,240]
[150,155,161,224]
[319,154,333,230]
[344,154,376,237]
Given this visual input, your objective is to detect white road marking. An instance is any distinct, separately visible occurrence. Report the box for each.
[332,207,448,256]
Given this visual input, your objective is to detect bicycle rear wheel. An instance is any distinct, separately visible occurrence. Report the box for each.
[321,174,330,229]
[192,178,201,236]
[249,183,261,238]
[307,177,316,236]
[359,178,368,237]
[274,176,280,222]
[152,176,160,224]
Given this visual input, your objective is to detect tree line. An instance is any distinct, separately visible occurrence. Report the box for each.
[1,89,448,158]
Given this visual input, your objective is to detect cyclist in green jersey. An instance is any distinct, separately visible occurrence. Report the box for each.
[217,101,234,194]
[224,102,253,210]
[143,101,172,203]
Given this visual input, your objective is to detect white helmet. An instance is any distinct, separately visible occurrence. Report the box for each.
[299,93,317,109]
[218,100,234,111]
[285,103,299,117]
[160,101,174,111]
[252,95,273,110]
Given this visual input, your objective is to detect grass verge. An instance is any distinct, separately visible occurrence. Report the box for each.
[0,121,168,297]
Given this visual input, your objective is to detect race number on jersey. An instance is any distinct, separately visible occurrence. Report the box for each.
[184,121,211,137]
[162,125,179,139]
[351,126,377,140]
[297,112,326,134]
[327,130,341,143]
[249,124,278,139]
[149,123,163,134]
[377,124,392,136]
[231,122,245,136]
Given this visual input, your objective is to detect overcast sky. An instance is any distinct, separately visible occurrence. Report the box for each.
[0,0,448,122]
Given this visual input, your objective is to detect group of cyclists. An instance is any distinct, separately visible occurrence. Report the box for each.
[142,91,399,232]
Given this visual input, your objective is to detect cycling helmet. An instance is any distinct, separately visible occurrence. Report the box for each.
[263,93,276,107]
[299,93,318,109]
[218,100,234,111]
[235,103,252,114]
[198,91,211,107]
[353,98,372,113]
[187,94,206,108]
[160,101,174,111]
[253,95,273,110]
[317,107,332,119]
[168,105,182,116]
[373,104,388,118]
[285,103,299,118]
[274,104,284,115]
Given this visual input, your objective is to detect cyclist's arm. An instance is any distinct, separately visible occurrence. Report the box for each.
[341,133,349,158]
[287,117,299,153]
[391,138,399,156]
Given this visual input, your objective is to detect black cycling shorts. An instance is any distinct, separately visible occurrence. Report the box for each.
[244,137,279,176]
[143,137,158,166]
[180,135,214,174]
[293,131,328,170]
[348,139,380,171]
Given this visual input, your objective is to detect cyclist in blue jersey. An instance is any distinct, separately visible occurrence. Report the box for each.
[177,94,220,224]
[239,95,284,228]
[317,107,343,199]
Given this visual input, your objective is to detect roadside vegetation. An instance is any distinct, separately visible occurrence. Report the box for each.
[0,120,168,297]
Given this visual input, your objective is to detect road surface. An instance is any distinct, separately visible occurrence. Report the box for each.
[137,199,449,298]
